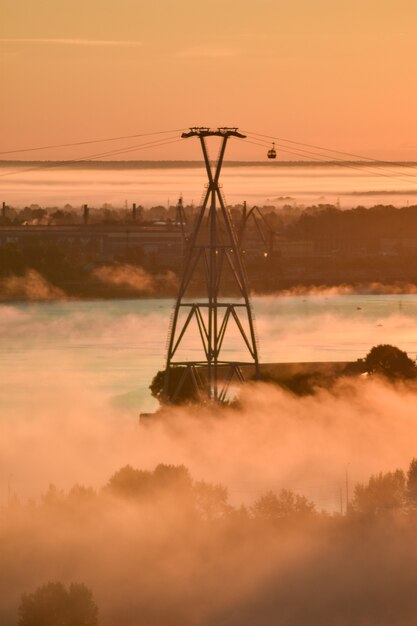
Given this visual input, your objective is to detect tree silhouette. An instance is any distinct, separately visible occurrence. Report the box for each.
[406,458,417,513]
[363,344,417,380]
[193,480,230,521]
[252,489,315,522]
[105,463,193,501]
[18,582,98,626]
[150,367,206,404]
[352,470,405,517]
[105,464,153,499]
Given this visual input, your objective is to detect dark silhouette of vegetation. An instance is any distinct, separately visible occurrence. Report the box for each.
[278,371,333,396]
[251,345,416,399]
[105,463,193,500]
[193,480,231,521]
[4,458,417,626]
[4,202,417,299]
[251,489,315,523]
[150,367,207,405]
[350,459,417,522]
[352,470,406,517]
[406,458,417,513]
[18,582,98,626]
[363,344,417,380]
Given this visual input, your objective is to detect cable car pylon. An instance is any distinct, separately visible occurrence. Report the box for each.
[163,127,260,403]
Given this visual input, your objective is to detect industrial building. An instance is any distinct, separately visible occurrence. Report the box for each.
[0,223,184,261]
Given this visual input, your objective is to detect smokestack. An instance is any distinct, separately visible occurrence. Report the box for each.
[1,202,6,219]
[83,204,89,225]
[132,203,137,221]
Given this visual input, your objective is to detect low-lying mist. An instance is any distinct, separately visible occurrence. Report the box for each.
[3,376,417,504]
[3,376,417,624]
[1,270,66,301]
[92,264,178,294]
[274,281,417,296]
[3,297,417,624]
[4,266,417,304]
[0,266,178,301]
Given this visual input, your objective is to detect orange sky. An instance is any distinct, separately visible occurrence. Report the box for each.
[1,0,417,161]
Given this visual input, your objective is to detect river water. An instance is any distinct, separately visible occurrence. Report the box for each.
[3,293,417,511]
[2,294,417,414]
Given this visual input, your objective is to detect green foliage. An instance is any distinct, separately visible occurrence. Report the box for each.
[363,344,417,380]
[18,582,98,626]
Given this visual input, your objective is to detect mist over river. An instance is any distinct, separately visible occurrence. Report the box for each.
[2,161,417,208]
[3,293,417,510]
[2,294,417,416]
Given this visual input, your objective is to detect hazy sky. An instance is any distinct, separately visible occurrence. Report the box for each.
[1,0,417,160]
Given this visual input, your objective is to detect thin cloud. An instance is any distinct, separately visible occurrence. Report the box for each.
[177,46,240,59]
[0,38,143,47]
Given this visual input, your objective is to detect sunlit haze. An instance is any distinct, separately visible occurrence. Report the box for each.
[1,0,417,161]
[4,3,417,626]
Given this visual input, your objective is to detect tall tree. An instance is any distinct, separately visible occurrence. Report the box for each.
[364,344,417,380]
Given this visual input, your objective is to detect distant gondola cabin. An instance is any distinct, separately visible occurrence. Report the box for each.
[267,142,277,159]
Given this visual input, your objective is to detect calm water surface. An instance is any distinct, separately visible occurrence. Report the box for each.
[2,294,417,413]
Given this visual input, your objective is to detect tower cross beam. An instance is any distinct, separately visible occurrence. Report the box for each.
[182,127,246,139]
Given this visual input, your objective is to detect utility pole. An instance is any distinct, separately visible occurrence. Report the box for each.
[175,195,188,240]
[163,128,260,403]
[83,204,89,225]
[345,465,350,511]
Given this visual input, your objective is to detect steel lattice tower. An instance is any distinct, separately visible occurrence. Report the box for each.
[164,127,259,403]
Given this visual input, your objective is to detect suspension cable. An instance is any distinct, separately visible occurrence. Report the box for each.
[0,136,183,178]
[242,129,417,173]
[0,128,187,156]
[242,137,417,188]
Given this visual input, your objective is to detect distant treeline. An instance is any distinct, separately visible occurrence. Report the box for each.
[4,459,417,626]
[2,199,417,230]
[285,203,417,243]
[3,200,417,235]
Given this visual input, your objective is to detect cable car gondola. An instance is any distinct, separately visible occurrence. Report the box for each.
[267,142,277,159]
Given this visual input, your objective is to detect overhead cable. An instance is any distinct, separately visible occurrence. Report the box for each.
[0,128,187,156]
